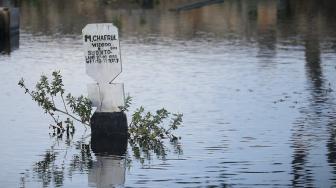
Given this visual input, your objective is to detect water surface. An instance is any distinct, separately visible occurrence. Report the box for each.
[1,0,336,187]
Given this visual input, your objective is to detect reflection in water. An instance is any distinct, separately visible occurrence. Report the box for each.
[291,122,314,187]
[291,1,336,186]
[304,2,323,93]
[19,134,126,188]
[1,0,336,187]
[89,156,126,188]
[256,0,277,61]
[15,0,336,49]
[89,135,128,188]
[20,127,181,187]
[172,0,224,11]
[327,124,336,182]
[19,133,93,188]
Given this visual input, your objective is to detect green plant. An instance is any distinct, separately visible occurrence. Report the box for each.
[123,97,183,161]
[19,71,183,162]
[18,71,92,134]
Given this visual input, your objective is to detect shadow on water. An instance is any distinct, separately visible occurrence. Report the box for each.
[290,0,336,186]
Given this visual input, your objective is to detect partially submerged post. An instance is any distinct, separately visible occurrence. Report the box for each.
[82,23,127,137]
[0,7,19,54]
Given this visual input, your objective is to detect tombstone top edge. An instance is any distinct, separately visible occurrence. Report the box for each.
[82,23,118,33]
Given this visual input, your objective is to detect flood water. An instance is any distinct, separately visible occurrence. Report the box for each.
[1,0,336,187]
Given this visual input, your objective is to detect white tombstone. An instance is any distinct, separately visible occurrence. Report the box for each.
[82,23,122,83]
[82,23,125,112]
[87,83,125,112]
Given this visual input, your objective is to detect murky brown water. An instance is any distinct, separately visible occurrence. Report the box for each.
[1,0,336,187]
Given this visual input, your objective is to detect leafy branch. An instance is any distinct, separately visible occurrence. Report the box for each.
[19,71,183,163]
[123,97,183,162]
[18,71,92,134]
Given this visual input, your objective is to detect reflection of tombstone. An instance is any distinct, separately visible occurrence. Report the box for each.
[89,134,128,188]
[88,155,126,188]
[0,7,19,54]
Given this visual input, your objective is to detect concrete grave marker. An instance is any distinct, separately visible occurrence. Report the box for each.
[87,83,125,112]
[83,23,125,112]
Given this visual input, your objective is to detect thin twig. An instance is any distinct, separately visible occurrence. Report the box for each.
[128,120,133,127]
[51,95,55,106]
[23,84,90,128]
[49,124,64,131]
[61,94,68,113]
[48,111,57,123]
[54,108,90,127]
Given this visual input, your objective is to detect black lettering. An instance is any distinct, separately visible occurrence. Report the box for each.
[85,35,91,42]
